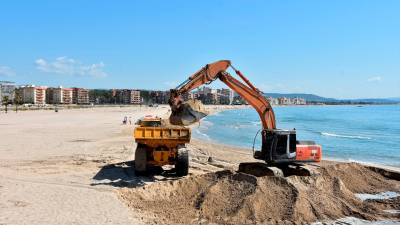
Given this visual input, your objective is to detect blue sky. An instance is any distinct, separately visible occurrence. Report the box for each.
[0,1,399,99]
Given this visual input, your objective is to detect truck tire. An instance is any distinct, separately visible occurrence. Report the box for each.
[176,147,189,176]
[135,145,147,175]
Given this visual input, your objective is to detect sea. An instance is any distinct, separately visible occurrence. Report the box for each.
[193,105,400,167]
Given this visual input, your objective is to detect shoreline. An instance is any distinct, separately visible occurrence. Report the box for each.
[1,102,397,112]
[196,105,400,171]
[191,137,400,173]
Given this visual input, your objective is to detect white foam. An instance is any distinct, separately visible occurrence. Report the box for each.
[194,129,211,141]
[355,191,399,201]
[321,132,372,140]
[228,124,251,129]
[383,210,400,214]
[313,217,400,225]
[197,120,213,129]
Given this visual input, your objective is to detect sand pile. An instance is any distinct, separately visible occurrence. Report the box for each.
[118,163,400,225]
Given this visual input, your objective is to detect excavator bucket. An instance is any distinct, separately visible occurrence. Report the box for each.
[169,99,209,126]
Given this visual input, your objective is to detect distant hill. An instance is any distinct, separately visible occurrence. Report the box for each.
[264,93,339,102]
[387,97,400,102]
[349,98,400,104]
[264,93,400,104]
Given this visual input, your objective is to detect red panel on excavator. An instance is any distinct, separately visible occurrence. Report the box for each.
[295,144,322,162]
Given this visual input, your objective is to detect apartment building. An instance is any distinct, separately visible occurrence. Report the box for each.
[278,97,291,105]
[113,89,142,104]
[217,88,233,105]
[46,87,73,104]
[150,91,169,104]
[266,97,279,105]
[62,88,73,104]
[0,81,15,103]
[292,97,306,105]
[182,92,194,101]
[192,87,233,105]
[72,88,89,104]
[131,90,141,104]
[16,85,47,105]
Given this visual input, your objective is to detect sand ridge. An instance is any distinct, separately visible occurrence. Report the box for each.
[118,162,400,225]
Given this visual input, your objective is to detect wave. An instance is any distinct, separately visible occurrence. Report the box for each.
[194,129,211,140]
[229,124,252,129]
[196,120,214,129]
[320,132,372,140]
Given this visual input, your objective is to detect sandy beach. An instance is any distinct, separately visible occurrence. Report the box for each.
[0,106,399,225]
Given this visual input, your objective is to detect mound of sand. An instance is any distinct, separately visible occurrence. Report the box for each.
[118,163,400,225]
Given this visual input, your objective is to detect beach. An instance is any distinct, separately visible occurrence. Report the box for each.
[0,106,399,225]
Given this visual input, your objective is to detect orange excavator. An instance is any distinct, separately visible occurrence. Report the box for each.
[169,60,322,164]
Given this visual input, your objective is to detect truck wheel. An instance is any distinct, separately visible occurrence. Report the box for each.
[176,147,189,176]
[135,145,147,175]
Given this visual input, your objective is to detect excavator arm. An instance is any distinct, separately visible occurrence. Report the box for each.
[172,60,231,94]
[219,72,276,129]
[169,60,322,164]
[169,60,276,129]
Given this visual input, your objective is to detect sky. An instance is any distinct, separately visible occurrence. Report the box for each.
[0,1,399,99]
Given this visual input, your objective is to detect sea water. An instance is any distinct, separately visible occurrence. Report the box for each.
[193,105,400,167]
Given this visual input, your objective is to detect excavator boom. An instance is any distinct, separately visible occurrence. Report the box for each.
[169,60,276,129]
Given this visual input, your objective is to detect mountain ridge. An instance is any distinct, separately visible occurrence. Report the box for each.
[263,93,400,103]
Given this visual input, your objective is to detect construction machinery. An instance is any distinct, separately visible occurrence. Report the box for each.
[169,60,322,165]
[133,116,190,175]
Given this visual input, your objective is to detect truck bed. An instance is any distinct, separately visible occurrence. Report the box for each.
[134,126,191,147]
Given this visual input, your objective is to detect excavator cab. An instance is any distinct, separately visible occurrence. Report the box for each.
[254,129,322,164]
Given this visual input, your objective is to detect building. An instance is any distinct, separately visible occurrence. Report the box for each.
[114,89,129,104]
[131,90,141,104]
[62,88,73,104]
[150,91,169,104]
[190,87,234,105]
[72,88,89,104]
[292,97,306,105]
[232,94,247,105]
[278,97,291,105]
[266,97,279,105]
[195,87,217,104]
[0,81,16,103]
[16,85,47,105]
[228,90,234,104]
[182,92,195,101]
[46,87,73,104]
[115,89,142,104]
[217,88,233,105]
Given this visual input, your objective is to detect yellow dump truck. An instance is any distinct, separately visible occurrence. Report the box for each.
[133,116,190,176]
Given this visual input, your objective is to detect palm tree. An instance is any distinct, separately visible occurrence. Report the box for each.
[14,92,22,113]
[2,96,9,113]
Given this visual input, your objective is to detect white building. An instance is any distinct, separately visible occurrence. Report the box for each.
[16,85,47,105]
[0,81,15,102]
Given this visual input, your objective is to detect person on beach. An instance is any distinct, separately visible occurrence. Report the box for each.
[123,116,127,125]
